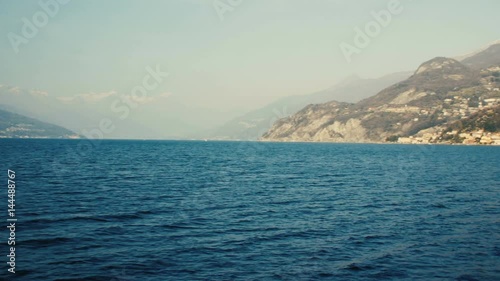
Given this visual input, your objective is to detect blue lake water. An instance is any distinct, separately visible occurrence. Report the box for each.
[1,139,499,280]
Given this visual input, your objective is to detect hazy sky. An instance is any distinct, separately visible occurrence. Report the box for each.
[1,0,499,112]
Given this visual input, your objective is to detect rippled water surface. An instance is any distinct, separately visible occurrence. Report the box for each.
[1,139,499,280]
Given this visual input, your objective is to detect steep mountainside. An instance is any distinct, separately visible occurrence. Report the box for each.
[462,43,500,69]
[439,106,500,145]
[208,72,411,140]
[262,48,500,144]
[357,57,480,108]
[0,108,78,138]
[451,106,500,132]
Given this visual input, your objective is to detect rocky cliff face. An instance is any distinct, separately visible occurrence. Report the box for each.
[208,72,411,140]
[261,45,500,144]
[261,101,370,142]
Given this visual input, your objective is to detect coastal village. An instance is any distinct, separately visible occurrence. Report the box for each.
[396,96,500,145]
[397,130,500,145]
[386,64,500,145]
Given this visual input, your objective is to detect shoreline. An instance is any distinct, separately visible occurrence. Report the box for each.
[258,139,500,146]
[1,137,499,146]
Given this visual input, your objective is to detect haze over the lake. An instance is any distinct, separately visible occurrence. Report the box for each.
[1,0,499,139]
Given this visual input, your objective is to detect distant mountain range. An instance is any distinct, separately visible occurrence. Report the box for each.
[207,71,412,140]
[0,108,78,138]
[261,43,500,145]
[2,41,499,142]
[0,88,216,140]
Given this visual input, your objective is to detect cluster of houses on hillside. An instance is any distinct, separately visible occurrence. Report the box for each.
[0,124,80,139]
[460,130,500,145]
[441,96,499,119]
[398,130,500,145]
[481,66,500,91]
[381,94,500,122]
[395,96,500,145]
